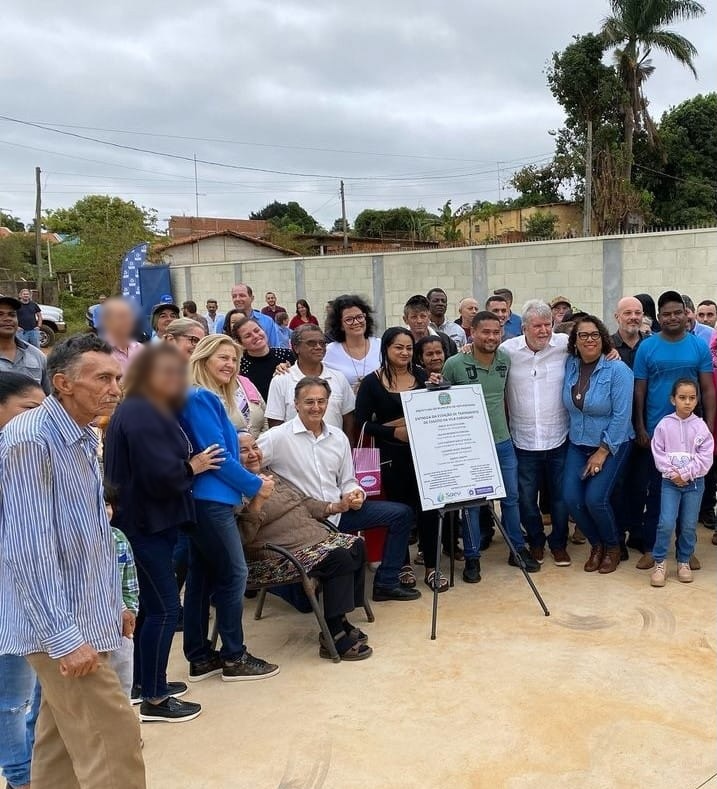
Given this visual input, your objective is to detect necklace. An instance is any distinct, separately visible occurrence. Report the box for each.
[344,338,369,390]
[177,423,194,459]
[574,360,597,401]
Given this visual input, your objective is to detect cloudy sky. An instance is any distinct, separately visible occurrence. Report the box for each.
[2,0,715,232]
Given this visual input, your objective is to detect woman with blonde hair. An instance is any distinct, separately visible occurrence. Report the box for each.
[190,334,267,438]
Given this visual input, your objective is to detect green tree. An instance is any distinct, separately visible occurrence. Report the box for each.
[45,195,158,297]
[635,93,717,226]
[0,234,38,275]
[331,217,351,233]
[508,162,570,206]
[601,0,706,181]
[524,211,559,238]
[0,212,25,232]
[249,201,320,233]
[437,200,465,243]
[354,207,437,240]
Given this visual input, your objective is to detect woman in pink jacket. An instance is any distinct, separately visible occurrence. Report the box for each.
[650,378,714,586]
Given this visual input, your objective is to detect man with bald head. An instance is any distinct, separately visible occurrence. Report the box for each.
[102,297,143,375]
[611,296,645,367]
[456,297,479,339]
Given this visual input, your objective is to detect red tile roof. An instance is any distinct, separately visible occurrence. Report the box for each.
[155,230,299,257]
[168,216,270,239]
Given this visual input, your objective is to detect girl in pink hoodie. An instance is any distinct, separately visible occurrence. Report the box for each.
[650,378,714,586]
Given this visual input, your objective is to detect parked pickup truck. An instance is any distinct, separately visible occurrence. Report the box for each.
[37,304,66,347]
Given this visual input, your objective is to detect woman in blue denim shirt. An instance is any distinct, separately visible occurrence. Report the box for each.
[562,316,634,574]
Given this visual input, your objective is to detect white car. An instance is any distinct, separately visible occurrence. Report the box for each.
[38,304,66,347]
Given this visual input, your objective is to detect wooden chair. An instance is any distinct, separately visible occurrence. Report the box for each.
[210,527,375,663]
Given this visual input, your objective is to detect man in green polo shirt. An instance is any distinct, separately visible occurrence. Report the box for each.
[443,311,540,581]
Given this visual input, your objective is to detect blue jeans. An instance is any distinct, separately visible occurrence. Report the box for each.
[516,443,568,551]
[18,328,40,348]
[130,528,180,698]
[340,499,413,588]
[184,500,248,662]
[564,441,631,548]
[653,478,705,562]
[0,654,40,787]
[463,438,524,558]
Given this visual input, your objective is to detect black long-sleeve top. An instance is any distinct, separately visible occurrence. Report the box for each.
[104,396,196,537]
[354,368,428,451]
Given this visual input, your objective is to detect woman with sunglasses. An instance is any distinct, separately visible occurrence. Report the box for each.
[562,316,634,574]
[324,295,381,393]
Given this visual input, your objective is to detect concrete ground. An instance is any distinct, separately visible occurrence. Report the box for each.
[142,529,717,789]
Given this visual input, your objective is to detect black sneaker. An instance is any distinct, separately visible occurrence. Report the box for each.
[372,586,421,601]
[462,557,481,583]
[165,681,188,699]
[222,652,280,682]
[188,652,224,683]
[139,696,202,723]
[508,547,541,573]
[130,684,142,705]
[699,510,716,529]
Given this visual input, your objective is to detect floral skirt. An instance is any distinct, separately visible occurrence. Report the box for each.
[247,532,360,587]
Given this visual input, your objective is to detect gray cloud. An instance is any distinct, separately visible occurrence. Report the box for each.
[2,0,715,228]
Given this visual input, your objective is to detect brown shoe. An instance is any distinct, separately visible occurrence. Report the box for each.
[689,554,701,571]
[529,545,545,565]
[636,552,655,570]
[598,547,621,574]
[571,527,587,545]
[584,544,604,572]
[552,548,572,567]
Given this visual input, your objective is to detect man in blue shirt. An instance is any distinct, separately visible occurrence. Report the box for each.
[230,283,282,347]
[0,334,146,787]
[633,291,715,569]
[493,288,522,339]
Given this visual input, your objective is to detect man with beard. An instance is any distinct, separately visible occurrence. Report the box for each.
[442,311,540,581]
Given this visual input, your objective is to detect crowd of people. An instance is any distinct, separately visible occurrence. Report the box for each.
[0,280,715,788]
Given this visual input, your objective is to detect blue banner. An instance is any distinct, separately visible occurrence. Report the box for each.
[120,243,148,304]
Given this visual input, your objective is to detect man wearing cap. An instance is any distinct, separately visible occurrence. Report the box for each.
[0,295,50,393]
[550,296,572,327]
[633,290,715,569]
[151,302,180,342]
[230,284,282,347]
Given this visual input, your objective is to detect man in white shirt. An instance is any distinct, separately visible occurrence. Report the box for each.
[265,324,355,433]
[426,288,466,346]
[258,377,420,602]
[501,299,571,567]
[203,299,225,334]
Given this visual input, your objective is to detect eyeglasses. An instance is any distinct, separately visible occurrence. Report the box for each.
[301,339,327,348]
[300,398,329,407]
[577,331,601,341]
[180,335,202,346]
[343,314,366,325]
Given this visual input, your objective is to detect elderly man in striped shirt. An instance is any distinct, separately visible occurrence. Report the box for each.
[0,334,146,789]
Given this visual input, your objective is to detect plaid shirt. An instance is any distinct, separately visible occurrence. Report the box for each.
[112,528,139,615]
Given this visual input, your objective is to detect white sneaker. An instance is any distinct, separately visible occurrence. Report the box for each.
[650,561,667,587]
[677,562,693,583]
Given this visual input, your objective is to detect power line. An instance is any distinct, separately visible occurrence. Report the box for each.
[0,115,554,183]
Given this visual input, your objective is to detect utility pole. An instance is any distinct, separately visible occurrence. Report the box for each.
[583,120,593,237]
[340,180,348,249]
[193,154,200,217]
[34,166,43,295]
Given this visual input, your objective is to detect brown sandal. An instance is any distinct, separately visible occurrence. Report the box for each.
[424,569,449,593]
[399,565,417,588]
[319,631,373,661]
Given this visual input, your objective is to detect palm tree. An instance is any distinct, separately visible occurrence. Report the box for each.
[601,0,705,181]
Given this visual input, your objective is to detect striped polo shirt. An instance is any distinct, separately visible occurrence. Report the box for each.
[0,396,122,658]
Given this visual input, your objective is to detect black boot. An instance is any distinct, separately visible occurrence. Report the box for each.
[463,557,481,583]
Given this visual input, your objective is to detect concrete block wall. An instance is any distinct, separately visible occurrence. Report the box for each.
[169,228,717,330]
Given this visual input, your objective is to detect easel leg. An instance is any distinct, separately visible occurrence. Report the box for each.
[449,511,455,587]
[488,506,550,616]
[431,512,444,640]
